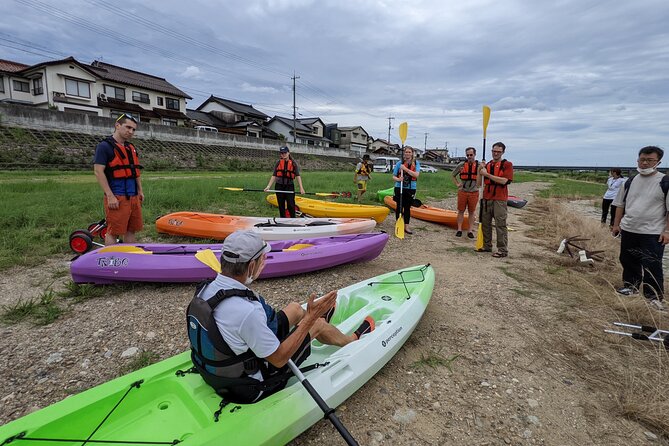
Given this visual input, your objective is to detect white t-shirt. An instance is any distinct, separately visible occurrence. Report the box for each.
[613,172,669,234]
[197,275,280,381]
[603,176,626,200]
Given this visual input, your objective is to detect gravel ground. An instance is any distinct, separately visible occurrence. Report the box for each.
[1,181,667,445]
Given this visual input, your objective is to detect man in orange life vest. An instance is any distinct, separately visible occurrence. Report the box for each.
[451,146,481,238]
[477,142,513,257]
[93,113,144,245]
[265,146,305,218]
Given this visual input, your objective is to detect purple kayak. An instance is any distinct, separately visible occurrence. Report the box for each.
[70,232,389,284]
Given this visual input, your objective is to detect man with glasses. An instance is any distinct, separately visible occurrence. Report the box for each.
[477,142,513,257]
[93,113,143,245]
[612,146,669,310]
[451,147,481,238]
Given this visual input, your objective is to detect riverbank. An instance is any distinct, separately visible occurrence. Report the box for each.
[1,181,667,444]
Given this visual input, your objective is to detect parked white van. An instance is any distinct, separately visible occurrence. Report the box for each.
[194,125,218,133]
[373,156,401,173]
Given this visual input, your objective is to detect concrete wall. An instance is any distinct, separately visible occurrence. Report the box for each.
[0,103,354,158]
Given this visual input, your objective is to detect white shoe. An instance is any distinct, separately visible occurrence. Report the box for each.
[650,299,666,311]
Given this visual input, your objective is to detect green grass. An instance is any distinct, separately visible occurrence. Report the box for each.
[0,169,606,270]
[411,351,461,372]
[1,289,64,325]
[58,281,105,302]
[122,350,160,373]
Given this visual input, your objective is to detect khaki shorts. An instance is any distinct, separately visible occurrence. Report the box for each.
[457,190,479,213]
[356,180,367,191]
[104,195,143,236]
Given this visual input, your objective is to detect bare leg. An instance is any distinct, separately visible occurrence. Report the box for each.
[310,318,356,347]
[104,233,118,245]
[456,211,465,232]
[124,231,137,243]
[467,210,476,233]
[281,302,306,326]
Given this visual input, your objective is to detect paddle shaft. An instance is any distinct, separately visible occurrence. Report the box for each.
[223,188,340,197]
[287,360,359,446]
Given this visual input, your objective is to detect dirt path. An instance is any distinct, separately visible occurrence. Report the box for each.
[0,181,666,445]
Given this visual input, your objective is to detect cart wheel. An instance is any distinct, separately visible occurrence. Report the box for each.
[69,230,93,254]
[99,224,108,241]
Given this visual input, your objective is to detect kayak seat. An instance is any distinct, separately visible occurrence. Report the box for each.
[305,221,336,226]
[255,222,303,228]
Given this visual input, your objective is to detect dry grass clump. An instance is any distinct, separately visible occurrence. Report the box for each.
[523,198,669,436]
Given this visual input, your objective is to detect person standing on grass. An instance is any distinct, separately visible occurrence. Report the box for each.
[354,154,373,201]
[601,168,625,227]
[612,146,669,310]
[93,113,143,245]
[392,147,421,235]
[477,142,513,257]
[451,147,481,238]
[265,146,305,218]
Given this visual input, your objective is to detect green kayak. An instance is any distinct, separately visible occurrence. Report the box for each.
[0,265,434,446]
[376,187,394,202]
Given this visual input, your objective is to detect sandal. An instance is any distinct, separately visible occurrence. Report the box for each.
[492,252,508,258]
[475,248,492,253]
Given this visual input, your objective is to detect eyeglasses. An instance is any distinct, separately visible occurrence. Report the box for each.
[466,154,475,157]
[491,150,503,154]
[115,113,138,124]
[638,158,659,164]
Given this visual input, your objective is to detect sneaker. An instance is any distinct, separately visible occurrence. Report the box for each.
[467,232,475,239]
[354,316,375,340]
[650,299,666,311]
[323,303,336,323]
[455,231,462,237]
[616,287,639,296]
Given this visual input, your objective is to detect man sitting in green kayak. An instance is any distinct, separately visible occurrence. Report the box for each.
[187,231,375,403]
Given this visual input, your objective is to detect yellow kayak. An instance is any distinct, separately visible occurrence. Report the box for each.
[266,195,389,223]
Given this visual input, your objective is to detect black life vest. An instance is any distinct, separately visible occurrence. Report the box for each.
[357,162,371,176]
[103,136,142,180]
[401,161,418,187]
[459,161,479,185]
[187,281,283,403]
[275,159,296,179]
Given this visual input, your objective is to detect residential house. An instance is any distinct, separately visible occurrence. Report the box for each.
[267,116,330,146]
[370,138,400,155]
[0,56,191,126]
[338,126,370,155]
[195,95,270,138]
[423,149,450,163]
[324,123,341,148]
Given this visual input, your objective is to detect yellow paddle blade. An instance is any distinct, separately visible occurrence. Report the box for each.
[221,187,244,191]
[398,122,408,144]
[283,243,315,252]
[475,223,484,250]
[195,249,221,273]
[97,246,152,254]
[314,193,338,197]
[483,106,491,138]
[395,217,405,240]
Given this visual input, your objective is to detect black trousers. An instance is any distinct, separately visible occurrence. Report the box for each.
[393,186,416,225]
[275,183,296,218]
[619,229,665,300]
[601,199,617,226]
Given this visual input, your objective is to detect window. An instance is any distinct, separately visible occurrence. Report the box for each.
[104,85,125,100]
[132,91,150,104]
[341,133,347,137]
[162,118,177,126]
[13,80,29,93]
[0,76,4,93]
[165,97,179,110]
[65,78,90,98]
[156,97,163,106]
[32,78,43,95]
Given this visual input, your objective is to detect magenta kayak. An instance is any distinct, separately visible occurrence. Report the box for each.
[70,233,389,284]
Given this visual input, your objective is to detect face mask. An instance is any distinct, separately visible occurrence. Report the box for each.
[244,277,254,286]
[637,161,660,175]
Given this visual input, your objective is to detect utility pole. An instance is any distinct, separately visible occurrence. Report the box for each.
[424,133,429,152]
[292,72,300,144]
[387,116,394,153]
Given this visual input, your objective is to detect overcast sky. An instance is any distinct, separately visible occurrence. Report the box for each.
[2,0,668,166]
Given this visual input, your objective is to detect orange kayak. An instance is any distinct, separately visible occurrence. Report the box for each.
[383,196,469,228]
[156,212,377,240]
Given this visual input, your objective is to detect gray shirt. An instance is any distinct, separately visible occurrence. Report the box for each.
[613,172,669,234]
[452,161,480,192]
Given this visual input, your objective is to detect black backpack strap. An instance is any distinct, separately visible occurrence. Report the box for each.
[622,176,634,203]
[207,288,258,310]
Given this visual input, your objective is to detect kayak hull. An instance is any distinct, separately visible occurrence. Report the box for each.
[155,212,377,241]
[70,233,390,284]
[507,196,528,209]
[377,187,394,202]
[383,195,469,228]
[0,265,435,446]
[266,195,390,223]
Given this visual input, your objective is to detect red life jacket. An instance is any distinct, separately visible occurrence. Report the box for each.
[401,161,418,186]
[276,159,296,179]
[459,161,479,182]
[105,138,142,179]
[484,159,508,196]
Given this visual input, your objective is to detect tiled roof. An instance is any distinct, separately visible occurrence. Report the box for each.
[197,95,268,119]
[89,61,192,99]
[270,115,312,132]
[153,107,189,120]
[185,109,226,127]
[0,59,30,73]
